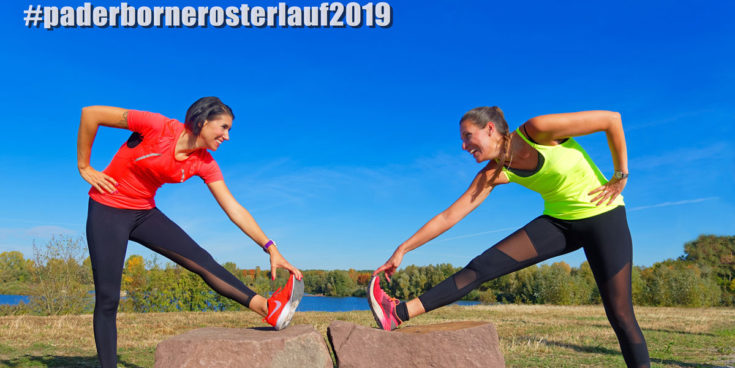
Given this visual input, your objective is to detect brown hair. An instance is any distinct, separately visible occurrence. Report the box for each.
[184,97,234,137]
[460,106,512,183]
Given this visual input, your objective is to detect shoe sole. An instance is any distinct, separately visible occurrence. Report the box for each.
[275,275,304,330]
[367,276,387,330]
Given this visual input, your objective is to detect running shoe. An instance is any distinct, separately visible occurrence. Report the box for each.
[368,275,402,331]
[264,273,304,330]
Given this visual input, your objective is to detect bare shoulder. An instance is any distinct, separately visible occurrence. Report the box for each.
[475,160,510,187]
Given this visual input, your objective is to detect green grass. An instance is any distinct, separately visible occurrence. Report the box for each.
[1,305,733,367]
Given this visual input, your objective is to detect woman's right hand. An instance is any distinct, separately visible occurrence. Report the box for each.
[373,249,405,283]
[79,166,118,194]
[267,245,303,281]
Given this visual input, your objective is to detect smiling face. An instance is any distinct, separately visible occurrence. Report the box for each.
[460,120,503,163]
[198,114,233,151]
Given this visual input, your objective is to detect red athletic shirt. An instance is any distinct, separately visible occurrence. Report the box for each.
[89,110,223,209]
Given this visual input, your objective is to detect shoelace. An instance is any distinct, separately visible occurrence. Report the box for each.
[387,296,403,324]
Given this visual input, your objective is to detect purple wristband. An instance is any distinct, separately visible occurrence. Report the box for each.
[263,240,275,253]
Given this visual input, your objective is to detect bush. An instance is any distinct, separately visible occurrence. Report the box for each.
[535,263,575,305]
[640,261,722,307]
[29,236,92,315]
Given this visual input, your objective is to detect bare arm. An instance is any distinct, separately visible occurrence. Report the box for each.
[207,180,302,280]
[77,106,130,193]
[374,163,507,280]
[524,110,628,205]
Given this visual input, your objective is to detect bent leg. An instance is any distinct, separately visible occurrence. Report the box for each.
[86,200,135,368]
[130,208,258,309]
[581,207,649,367]
[417,216,578,315]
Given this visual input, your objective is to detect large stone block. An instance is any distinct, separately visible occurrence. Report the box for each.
[328,321,505,368]
[155,325,332,368]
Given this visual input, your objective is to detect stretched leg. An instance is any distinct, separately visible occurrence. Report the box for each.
[129,208,261,313]
[86,200,136,368]
[581,207,649,367]
[408,215,579,319]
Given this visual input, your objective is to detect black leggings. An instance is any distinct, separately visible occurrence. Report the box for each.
[418,206,650,367]
[86,199,257,368]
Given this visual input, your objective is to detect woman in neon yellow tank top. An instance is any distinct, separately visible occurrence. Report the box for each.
[369,107,649,367]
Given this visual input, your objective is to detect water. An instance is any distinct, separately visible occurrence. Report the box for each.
[0,294,479,311]
[0,295,30,305]
[298,295,479,312]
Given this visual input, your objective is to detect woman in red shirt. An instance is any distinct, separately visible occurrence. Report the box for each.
[78,97,303,367]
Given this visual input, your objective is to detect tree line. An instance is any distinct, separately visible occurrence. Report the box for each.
[1,234,732,315]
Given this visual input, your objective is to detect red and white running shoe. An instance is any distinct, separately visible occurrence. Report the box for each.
[264,273,304,330]
[368,275,402,331]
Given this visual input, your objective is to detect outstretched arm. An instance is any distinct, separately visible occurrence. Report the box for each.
[77,106,130,193]
[207,180,303,280]
[374,163,507,281]
[524,110,628,205]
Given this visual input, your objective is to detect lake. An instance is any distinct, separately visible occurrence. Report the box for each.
[0,294,479,311]
[299,295,479,312]
[0,295,30,305]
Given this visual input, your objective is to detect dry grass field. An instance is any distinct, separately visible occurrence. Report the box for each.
[1,304,733,367]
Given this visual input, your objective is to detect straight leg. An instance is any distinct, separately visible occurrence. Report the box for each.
[129,208,258,309]
[86,200,136,368]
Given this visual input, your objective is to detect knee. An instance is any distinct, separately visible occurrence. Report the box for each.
[466,247,501,272]
[608,308,638,332]
[95,290,121,313]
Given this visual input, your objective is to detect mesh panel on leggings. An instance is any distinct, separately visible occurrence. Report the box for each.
[453,269,477,290]
[495,229,538,262]
[418,207,649,367]
[147,245,254,307]
[420,228,542,311]
[597,262,649,367]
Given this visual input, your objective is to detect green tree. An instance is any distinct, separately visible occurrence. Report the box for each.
[490,265,538,303]
[681,234,734,304]
[535,262,575,305]
[325,270,356,296]
[640,260,722,307]
[121,255,148,312]
[304,270,327,295]
[0,251,33,283]
[573,261,599,304]
[29,236,92,315]
[631,266,645,305]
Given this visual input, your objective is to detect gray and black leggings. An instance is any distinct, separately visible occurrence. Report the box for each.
[417,206,650,367]
[86,199,257,368]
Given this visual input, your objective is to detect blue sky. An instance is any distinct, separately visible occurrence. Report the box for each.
[1,0,733,272]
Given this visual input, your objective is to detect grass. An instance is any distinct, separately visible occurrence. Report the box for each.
[0,304,733,367]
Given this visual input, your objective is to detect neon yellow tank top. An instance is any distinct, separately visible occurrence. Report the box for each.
[501,127,624,220]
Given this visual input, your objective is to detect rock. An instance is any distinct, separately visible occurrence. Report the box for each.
[328,320,505,368]
[155,325,332,368]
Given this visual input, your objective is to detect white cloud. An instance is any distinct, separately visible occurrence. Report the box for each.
[434,226,519,242]
[628,197,719,212]
[0,225,78,240]
[625,109,713,132]
[632,143,727,171]
[219,152,475,211]
[0,225,81,256]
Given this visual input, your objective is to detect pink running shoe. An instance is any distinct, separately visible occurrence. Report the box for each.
[368,275,402,331]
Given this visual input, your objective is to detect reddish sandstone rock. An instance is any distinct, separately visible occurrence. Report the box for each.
[328,320,505,368]
[155,325,332,368]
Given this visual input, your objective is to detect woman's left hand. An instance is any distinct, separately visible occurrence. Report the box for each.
[267,246,303,281]
[588,177,627,206]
